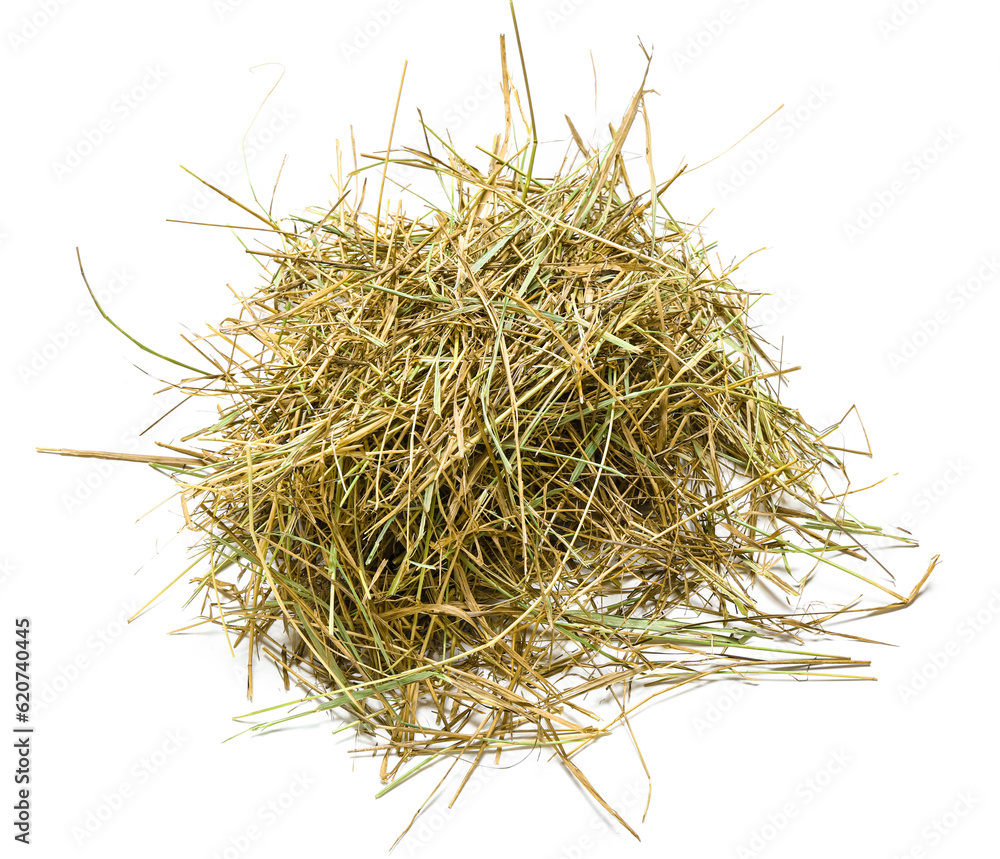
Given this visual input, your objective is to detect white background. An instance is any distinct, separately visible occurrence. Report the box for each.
[3,0,998,856]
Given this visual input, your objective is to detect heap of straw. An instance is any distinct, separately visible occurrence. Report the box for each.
[45,38,933,835]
